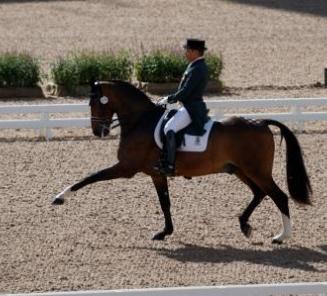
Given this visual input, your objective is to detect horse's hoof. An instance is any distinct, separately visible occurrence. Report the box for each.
[241,222,252,238]
[272,238,283,245]
[152,232,166,241]
[52,197,64,205]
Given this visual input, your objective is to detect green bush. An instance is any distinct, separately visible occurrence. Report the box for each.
[206,53,223,81]
[50,52,133,91]
[135,51,188,83]
[0,53,41,87]
[135,50,223,83]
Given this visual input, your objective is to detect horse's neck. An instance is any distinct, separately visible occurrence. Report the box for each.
[116,99,157,134]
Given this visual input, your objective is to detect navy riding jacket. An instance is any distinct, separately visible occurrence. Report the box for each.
[167,58,209,134]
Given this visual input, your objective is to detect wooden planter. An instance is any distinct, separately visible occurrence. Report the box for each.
[0,86,44,98]
[206,80,223,94]
[138,82,179,95]
[46,83,90,97]
[139,80,223,95]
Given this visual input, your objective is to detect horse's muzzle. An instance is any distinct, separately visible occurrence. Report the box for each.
[93,123,110,138]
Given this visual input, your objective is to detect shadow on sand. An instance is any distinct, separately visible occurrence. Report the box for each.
[134,242,327,272]
[0,0,83,3]
[224,0,327,18]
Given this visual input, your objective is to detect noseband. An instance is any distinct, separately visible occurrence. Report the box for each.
[90,116,120,130]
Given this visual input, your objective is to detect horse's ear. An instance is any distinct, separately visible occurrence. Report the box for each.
[90,78,95,90]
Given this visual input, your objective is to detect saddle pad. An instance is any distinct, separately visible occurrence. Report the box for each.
[154,112,214,152]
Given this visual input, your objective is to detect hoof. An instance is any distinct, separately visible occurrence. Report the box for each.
[240,221,252,238]
[52,197,64,205]
[272,238,283,245]
[152,231,166,241]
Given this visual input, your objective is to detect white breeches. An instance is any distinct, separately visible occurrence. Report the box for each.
[164,107,192,134]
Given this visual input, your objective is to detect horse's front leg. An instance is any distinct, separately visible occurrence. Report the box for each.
[53,163,134,205]
[151,175,173,240]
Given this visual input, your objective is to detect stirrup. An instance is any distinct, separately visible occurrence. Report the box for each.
[159,164,175,177]
[153,157,166,171]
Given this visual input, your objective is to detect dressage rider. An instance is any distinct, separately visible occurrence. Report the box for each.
[157,38,209,176]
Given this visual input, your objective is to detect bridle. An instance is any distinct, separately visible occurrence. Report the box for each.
[90,116,120,130]
[89,82,121,130]
[89,81,164,133]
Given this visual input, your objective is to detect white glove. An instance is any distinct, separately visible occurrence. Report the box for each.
[158,96,169,105]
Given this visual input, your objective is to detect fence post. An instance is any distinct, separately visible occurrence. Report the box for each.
[291,105,304,132]
[40,112,53,140]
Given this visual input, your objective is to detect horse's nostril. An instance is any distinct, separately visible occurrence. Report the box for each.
[93,125,109,138]
[93,126,102,137]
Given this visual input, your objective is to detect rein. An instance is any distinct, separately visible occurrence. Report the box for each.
[90,96,164,134]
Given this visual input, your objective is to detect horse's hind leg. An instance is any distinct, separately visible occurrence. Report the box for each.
[235,170,266,238]
[250,175,291,244]
[266,181,291,244]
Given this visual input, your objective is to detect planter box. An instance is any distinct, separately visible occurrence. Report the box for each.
[139,80,223,95]
[206,80,223,94]
[139,82,179,95]
[0,86,44,98]
[46,83,90,97]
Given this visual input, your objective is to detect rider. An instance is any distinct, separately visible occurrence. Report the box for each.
[157,38,209,176]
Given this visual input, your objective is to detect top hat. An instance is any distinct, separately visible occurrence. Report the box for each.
[183,38,207,51]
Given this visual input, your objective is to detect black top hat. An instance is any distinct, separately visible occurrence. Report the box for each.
[183,38,207,51]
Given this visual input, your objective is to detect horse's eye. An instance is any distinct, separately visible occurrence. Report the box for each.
[100,96,109,105]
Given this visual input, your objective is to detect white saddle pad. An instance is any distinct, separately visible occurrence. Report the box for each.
[154,112,214,152]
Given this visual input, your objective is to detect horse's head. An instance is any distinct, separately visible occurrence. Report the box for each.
[89,81,115,138]
[89,80,157,137]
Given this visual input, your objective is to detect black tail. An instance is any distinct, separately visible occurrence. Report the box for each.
[264,119,312,204]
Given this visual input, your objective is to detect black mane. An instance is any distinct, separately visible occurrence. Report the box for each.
[109,80,155,106]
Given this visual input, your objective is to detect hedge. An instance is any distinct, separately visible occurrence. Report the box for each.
[0,49,223,95]
[135,50,223,83]
[50,51,133,92]
[0,53,41,87]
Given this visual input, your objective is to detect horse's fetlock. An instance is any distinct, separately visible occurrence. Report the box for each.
[239,215,247,225]
[165,227,173,235]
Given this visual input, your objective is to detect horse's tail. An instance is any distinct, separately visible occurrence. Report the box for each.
[263,119,312,205]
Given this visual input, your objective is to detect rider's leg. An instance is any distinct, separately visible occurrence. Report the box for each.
[163,107,192,135]
[160,107,192,176]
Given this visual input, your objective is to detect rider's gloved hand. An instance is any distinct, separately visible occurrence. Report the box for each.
[167,95,177,104]
[158,96,169,105]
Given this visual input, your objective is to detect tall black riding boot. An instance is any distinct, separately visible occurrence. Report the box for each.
[161,130,176,176]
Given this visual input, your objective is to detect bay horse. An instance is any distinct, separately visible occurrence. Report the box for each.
[53,80,312,244]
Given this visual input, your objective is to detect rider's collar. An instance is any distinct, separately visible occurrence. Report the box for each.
[189,56,205,67]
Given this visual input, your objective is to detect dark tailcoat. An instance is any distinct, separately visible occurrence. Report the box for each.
[168,58,209,134]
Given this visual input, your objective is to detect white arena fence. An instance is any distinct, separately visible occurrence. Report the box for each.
[0,98,327,140]
[2,282,327,296]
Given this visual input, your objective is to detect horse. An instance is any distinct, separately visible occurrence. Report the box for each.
[53,80,312,244]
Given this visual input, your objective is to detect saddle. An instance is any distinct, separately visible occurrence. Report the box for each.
[154,110,215,153]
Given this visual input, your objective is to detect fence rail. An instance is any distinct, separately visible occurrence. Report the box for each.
[0,98,327,139]
[3,282,327,296]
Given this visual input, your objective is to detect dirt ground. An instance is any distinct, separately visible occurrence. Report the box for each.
[0,130,326,293]
[0,0,327,294]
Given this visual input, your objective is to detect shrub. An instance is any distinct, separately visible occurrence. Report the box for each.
[50,51,133,91]
[135,51,187,83]
[135,50,223,83]
[0,53,41,87]
[206,53,223,81]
